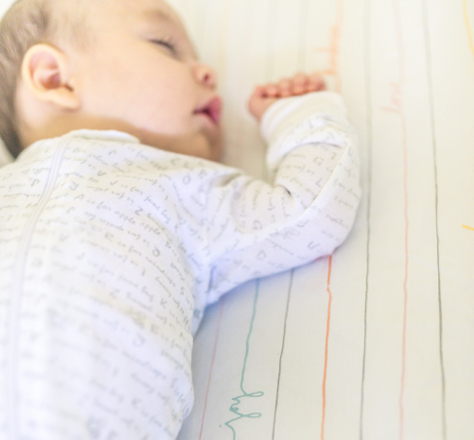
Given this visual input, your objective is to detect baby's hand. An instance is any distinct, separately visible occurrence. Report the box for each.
[248,72,326,122]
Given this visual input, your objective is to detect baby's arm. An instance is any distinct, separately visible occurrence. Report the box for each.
[248,72,326,122]
[203,80,360,304]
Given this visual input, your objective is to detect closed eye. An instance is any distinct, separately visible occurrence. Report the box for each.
[151,38,179,56]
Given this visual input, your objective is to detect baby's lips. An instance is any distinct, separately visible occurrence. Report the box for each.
[195,96,222,125]
[208,97,222,124]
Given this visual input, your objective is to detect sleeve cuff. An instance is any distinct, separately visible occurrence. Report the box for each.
[260,91,348,145]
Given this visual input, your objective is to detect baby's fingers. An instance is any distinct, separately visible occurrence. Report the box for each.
[291,73,309,95]
[278,78,293,97]
[283,72,326,96]
[255,83,276,98]
[252,72,326,107]
[307,73,326,92]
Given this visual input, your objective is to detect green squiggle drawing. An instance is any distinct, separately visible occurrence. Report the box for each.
[224,280,264,439]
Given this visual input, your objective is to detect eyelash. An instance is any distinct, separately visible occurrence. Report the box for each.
[151,37,178,55]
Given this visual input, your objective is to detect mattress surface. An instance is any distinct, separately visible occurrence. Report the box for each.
[1,1,473,439]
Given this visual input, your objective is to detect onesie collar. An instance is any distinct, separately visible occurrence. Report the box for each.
[63,129,141,144]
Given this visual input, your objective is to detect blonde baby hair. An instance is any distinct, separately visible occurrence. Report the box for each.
[0,0,90,158]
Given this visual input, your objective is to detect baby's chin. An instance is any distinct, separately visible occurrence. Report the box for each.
[140,129,223,162]
[203,130,223,162]
[175,128,223,162]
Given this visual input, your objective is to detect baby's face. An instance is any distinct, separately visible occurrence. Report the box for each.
[73,0,222,160]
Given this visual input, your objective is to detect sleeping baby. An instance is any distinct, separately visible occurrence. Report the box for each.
[0,0,361,438]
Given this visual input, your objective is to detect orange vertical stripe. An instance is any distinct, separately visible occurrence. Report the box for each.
[319,3,343,437]
[321,255,333,440]
[314,0,344,93]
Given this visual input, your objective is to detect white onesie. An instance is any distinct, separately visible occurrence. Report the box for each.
[0,92,361,439]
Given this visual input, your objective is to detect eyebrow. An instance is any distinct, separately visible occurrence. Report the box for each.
[143,9,176,25]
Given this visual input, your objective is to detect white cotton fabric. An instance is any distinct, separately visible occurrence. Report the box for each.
[0,92,360,440]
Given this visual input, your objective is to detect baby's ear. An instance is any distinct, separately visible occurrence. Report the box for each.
[20,43,80,111]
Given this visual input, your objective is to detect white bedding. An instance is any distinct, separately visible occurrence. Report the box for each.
[1,0,473,439]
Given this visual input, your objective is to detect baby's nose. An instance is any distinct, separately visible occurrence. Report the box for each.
[194,63,217,88]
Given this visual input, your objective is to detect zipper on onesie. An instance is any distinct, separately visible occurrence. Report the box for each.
[7,139,70,439]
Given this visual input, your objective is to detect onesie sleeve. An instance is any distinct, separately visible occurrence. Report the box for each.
[204,91,361,304]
